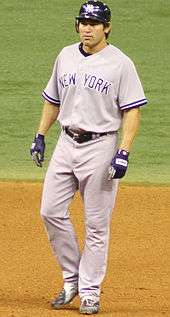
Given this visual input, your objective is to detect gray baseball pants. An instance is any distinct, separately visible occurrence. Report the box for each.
[41,131,119,298]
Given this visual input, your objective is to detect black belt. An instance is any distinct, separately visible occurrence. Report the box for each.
[63,126,107,144]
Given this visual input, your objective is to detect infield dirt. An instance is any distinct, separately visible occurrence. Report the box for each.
[0,182,169,317]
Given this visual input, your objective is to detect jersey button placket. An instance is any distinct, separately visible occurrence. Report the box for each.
[76,61,84,95]
[70,61,84,124]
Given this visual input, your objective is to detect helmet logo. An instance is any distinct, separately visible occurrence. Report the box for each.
[84,4,100,14]
[85,4,94,13]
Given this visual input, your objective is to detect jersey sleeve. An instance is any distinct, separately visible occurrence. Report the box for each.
[42,58,60,106]
[118,57,147,111]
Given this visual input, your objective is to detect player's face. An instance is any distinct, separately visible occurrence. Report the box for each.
[78,19,110,53]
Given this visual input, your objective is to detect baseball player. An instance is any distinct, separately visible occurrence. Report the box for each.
[30,0,147,314]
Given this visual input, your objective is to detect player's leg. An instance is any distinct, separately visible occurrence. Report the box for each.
[41,133,81,286]
[74,134,119,309]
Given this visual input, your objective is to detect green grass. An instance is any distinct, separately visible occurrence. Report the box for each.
[0,0,169,184]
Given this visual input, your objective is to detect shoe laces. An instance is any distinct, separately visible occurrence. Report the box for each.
[64,282,78,293]
[82,297,99,307]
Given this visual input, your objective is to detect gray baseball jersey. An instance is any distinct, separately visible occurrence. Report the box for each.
[42,43,147,132]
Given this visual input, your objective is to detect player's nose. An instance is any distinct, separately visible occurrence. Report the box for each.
[84,24,93,32]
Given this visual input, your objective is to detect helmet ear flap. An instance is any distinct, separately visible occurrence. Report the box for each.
[75,20,79,33]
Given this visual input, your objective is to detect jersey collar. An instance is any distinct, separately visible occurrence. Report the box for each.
[79,43,92,57]
[79,42,110,57]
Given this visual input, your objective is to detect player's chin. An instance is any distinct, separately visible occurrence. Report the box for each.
[83,39,95,48]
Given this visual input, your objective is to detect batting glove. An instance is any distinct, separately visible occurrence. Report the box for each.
[108,149,129,180]
[30,134,45,167]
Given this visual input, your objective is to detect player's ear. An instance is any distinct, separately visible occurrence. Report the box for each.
[104,22,111,38]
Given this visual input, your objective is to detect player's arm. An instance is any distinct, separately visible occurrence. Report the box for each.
[37,100,60,136]
[30,101,60,167]
[119,107,140,152]
[108,107,140,180]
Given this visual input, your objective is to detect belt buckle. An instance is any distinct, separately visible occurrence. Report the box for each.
[73,132,85,143]
[72,132,79,141]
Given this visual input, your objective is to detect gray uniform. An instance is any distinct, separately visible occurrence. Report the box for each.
[41,43,147,299]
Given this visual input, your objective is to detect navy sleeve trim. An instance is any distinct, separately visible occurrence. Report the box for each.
[42,91,60,105]
[120,98,148,110]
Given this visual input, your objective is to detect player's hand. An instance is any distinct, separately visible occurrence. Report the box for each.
[108,149,129,180]
[30,134,45,167]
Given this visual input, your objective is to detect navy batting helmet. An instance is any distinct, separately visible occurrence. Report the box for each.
[76,0,111,25]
